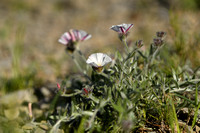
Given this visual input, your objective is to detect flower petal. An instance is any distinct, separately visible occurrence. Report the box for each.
[102,54,112,66]
[119,27,125,33]
[110,25,121,33]
[58,32,72,45]
[70,30,76,41]
[79,30,92,41]
[86,53,99,67]
[71,29,81,40]
[124,24,133,33]
[81,34,92,41]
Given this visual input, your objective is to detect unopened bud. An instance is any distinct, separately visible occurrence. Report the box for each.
[153,38,163,46]
[136,40,143,48]
[57,83,61,90]
[156,31,166,38]
[82,87,92,96]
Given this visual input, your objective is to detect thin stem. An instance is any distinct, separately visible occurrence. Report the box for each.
[77,49,86,61]
[71,55,83,73]
[150,44,165,65]
[61,90,82,97]
[77,49,89,75]
[122,38,129,54]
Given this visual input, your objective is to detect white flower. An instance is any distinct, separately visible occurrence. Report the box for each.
[110,23,133,35]
[86,53,112,71]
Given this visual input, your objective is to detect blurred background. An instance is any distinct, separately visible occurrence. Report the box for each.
[0,0,200,94]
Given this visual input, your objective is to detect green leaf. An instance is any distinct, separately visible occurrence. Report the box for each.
[22,123,35,130]
[192,102,200,128]
[4,107,19,120]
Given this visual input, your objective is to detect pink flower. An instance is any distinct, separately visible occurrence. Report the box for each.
[110,23,133,37]
[58,29,91,52]
[59,29,91,45]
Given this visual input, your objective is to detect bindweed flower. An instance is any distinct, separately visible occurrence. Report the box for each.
[58,29,91,53]
[86,53,112,72]
[110,23,133,41]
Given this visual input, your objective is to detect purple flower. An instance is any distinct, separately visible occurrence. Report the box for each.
[110,23,133,38]
[58,29,91,52]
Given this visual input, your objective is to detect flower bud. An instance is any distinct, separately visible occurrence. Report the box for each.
[156,31,166,38]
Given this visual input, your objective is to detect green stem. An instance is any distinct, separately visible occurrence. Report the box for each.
[77,49,89,75]
[150,44,164,65]
[77,49,86,61]
[61,90,82,97]
[71,55,83,73]
[122,38,129,54]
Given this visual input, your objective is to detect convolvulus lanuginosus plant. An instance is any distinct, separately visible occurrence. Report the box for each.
[25,23,200,133]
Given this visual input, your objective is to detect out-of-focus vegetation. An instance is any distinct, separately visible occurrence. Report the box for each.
[0,0,200,132]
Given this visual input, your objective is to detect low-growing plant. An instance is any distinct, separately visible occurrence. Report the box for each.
[23,23,200,132]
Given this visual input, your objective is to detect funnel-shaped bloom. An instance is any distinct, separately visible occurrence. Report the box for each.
[86,53,112,72]
[110,23,133,40]
[58,29,91,52]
